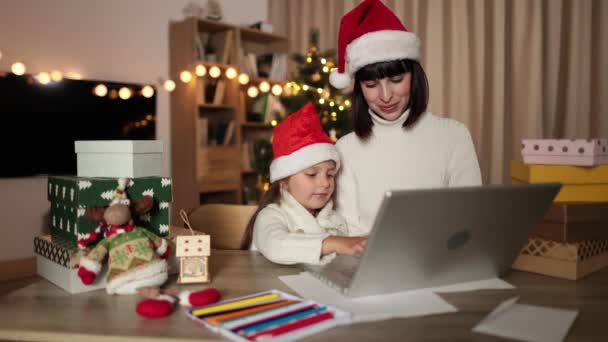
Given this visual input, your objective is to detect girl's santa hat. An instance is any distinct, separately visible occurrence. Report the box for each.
[269,102,340,183]
[329,0,421,90]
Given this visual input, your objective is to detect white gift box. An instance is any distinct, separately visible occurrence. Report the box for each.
[521,138,608,166]
[75,140,163,177]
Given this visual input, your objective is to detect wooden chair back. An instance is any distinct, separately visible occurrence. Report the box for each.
[186,204,257,250]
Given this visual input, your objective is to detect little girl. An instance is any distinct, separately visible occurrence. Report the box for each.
[244,102,367,265]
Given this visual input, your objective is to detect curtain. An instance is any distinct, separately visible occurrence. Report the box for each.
[269,0,608,184]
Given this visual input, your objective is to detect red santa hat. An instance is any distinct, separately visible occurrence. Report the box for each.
[269,102,340,183]
[329,0,421,90]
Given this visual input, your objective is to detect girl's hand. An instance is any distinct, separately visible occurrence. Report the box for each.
[322,236,368,256]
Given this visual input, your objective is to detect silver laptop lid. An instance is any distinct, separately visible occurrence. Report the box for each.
[346,183,561,297]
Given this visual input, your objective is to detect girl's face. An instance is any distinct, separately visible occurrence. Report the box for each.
[281,160,336,212]
[360,72,412,121]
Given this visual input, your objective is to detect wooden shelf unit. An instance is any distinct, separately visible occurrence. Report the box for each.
[169,18,289,223]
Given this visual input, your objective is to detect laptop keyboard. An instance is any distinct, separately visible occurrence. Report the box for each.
[305,256,361,293]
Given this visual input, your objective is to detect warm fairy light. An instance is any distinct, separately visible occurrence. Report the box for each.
[94,84,108,97]
[263,182,270,191]
[271,84,282,96]
[50,70,63,82]
[36,72,51,85]
[209,66,221,78]
[271,120,278,126]
[140,120,148,126]
[247,86,259,98]
[338,105,345,111]
[141,85,155,98]
[302,84,309,91]
[331,112,337,118]
[259,81,270,93]
[344,99,351,107]
[195,64,207,77]
[225,67,237,79]
[146,114,154,120]
[180,70,193,83]
[11,62,26,75]
[321,58,327,65]
[329,101,335,107]
[306,56,312,63]
[322,66,329,73]
[318,98,325,104]
[164,80,176,92]
[238,73,250,85]
[283,84,292,96]
[317,88,323,94]
[118,87,132,100]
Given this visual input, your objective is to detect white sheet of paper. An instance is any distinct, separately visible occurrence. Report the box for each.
[429,277,514,293]
[279,272,457,323]
[472,297,579,342]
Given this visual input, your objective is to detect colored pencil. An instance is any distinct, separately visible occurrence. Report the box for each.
[223,302,317,331]
[192,292,280,317]
[237,306,328,336]
[247,311,335,340]
[205,300,297,325]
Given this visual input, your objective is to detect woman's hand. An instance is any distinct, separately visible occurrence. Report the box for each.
[322,236,368,256]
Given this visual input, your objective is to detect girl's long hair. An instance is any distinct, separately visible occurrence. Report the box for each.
[241,182,281,249]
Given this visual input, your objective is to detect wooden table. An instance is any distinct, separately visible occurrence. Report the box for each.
[0,250,606,341]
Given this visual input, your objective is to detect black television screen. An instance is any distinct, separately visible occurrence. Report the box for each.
[0,73,156,177]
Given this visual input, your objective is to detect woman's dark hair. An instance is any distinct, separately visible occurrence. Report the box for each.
[351,59,429,139]
[241,182,281,249]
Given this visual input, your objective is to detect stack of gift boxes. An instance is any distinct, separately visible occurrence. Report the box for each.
[34,141,173,293]
[511,139,608,280]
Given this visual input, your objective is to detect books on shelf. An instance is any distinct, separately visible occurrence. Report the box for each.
[238,50,287,80]
[194,30,234,64]
[250,93,286,124]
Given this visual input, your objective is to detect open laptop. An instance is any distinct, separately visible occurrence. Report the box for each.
[303,183,561,297]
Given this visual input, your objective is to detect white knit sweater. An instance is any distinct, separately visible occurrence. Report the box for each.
[335,109,482,236]
[252,189,349,265]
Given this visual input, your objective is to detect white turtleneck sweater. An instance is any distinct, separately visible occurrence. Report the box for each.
[335,109,482,236]
[252,189,349,265]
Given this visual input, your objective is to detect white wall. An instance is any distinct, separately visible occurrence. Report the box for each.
[0,0,267,261]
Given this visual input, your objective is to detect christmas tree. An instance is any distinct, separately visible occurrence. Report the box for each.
[280,29,352,141]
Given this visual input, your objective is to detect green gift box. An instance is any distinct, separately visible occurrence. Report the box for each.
[48,176,172,244]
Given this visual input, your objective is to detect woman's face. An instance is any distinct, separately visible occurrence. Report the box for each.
[360,72,411,121]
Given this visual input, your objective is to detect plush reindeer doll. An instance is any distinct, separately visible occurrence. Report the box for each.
[77,178,221,318]
[77,178,170,295]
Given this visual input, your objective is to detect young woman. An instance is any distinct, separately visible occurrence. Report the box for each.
[330,0,482,235]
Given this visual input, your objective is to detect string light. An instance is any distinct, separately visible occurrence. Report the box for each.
[306,56,312,63]
[302,84,309,91]
[209,66,221,78]
[259,81,270,93]
[338,105,345,111]
[195,64,207,77]
[318,98,325,104]
[50,70,63,82]
[225,67,237,79]
[94,84,108,97]
[36,72,51,85]
[163,80,176,92]
[118,87,132,100]
[11,62,26,75]
[322,66,329,73]
[271,119,278,126]
[271,84,282,96]
[238,73,250,85]
[320,58,327,65]
[317,88,323,94]
[329,101,335,107]
[141,85,155,98]
[180,70,193,83]
[247,86,259,98]
[344,99,351,107]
